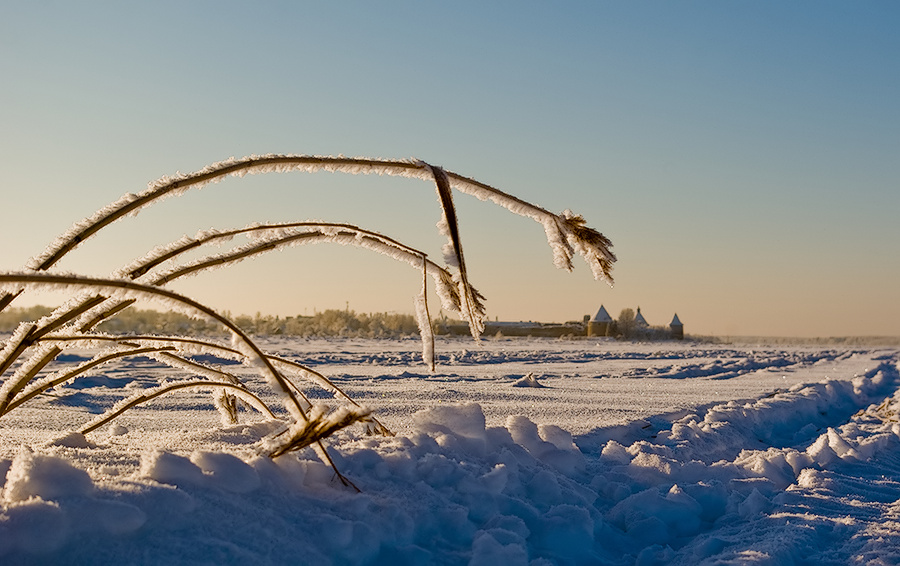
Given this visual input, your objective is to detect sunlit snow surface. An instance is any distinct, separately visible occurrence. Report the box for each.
[1,336,899,564]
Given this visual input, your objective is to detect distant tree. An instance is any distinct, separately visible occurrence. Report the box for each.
[617,308,635,338]
[0,305,54,332]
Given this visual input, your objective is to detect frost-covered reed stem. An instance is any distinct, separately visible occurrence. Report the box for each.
[70,221,472,356]
[0,290,23,315]
[138,223,467,309]
[267,404,373,458]
[120,222,423,279]
[79,380,275,435]
[0,295,108,378]
[29,154,614,284]
[127,223,479,357]
[0,340,60,415]
[0,294,118,407]
[39,333,392,434]
[4,345,175,414]
[442,170,616,282]
[263,354,392,435]
[29,156,424,272]
[428,165,484,339]
[0,272,308,421]
[415,256,435,371]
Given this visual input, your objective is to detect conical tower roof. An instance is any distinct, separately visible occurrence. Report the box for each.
[634,307,649,326]
[592,305,613,322]
[670,313,683,326]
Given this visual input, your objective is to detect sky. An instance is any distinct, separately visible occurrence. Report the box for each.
[1,1,898,337]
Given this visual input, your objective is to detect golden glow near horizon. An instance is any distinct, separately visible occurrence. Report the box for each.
[2,3,898,337]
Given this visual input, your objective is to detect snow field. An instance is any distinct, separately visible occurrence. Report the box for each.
[0,338,898,564]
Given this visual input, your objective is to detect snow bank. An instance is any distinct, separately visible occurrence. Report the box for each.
[0,403,603,562]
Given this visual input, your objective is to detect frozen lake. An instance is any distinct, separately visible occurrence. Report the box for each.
[1,336,898,564]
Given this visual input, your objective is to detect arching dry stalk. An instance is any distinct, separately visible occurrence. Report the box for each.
[0,273,307,422]
[79,379,275,435]
[138,223,482,341]
[121,221,425,279]
[37,333,393,436]
[428,165,483,339]
[0,152,614,488]
[19,222,475,376]
[20,154,612,303]
[5,345,177,414]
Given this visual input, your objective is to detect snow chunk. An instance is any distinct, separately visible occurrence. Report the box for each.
[469,529,529,566]
[795,468,833,489]
[608,486,703,545]
[47,432,93,449]
[140,450,206,487]
[511,373,546,388]
[4,449,94,502]
[413,403,487,439]
[190,451,261,493]
[506,415,585,474]
[538,424,578,452]
[733,448,809,488]
[600,440,632,465]
[806,428,861,466]
[738,488,772,519]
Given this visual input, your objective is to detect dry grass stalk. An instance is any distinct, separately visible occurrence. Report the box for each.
[267,404,373,458]
[0,153,614,487]
[0,273,308,422]
[22,154,612,298]
[67,221,473,370]
[5,345,176,414]
[429,166,483,339]
[37,333,393,436]
[79,379,275,435]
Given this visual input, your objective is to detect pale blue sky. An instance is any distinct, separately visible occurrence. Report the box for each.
[2,2,898,337]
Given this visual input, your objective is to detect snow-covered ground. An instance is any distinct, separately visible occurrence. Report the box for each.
[1,336,899,564]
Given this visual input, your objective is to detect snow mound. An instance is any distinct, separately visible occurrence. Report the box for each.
[0,449,147,558]
[511,373,546,388]
[4,449,94,502]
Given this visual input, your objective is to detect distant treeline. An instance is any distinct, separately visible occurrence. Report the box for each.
[0,306,421,338]
[608,307,679,341]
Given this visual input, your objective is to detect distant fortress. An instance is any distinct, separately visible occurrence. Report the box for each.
[586,305,683,339]
[436,305,684,340]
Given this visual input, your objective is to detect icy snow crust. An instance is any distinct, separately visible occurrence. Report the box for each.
[1,337,899,564]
